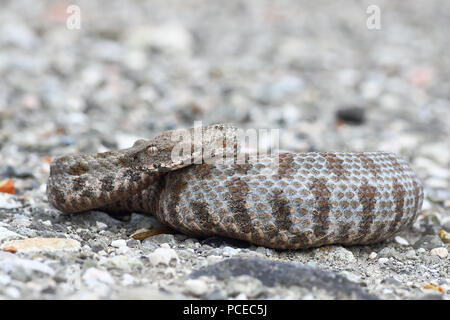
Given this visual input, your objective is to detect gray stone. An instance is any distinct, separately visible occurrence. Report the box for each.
[146,234,177,246]
[190,258,377,300]
[413,235,443,250]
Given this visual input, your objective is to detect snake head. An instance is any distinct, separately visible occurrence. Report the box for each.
[126,138,185,173]
[126,124,240,174]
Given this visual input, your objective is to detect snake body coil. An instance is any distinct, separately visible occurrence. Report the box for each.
[47,126,423,249]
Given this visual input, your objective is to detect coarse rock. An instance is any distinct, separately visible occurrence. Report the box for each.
[190,258,377,300]
[184,278,209,296]
[0,237,81,253]
[0,226,24,242]
[413,235,444,250]
[0,193,22,209]
[148,248,179,266]
[430,247,448,259]
[82,267,115,288]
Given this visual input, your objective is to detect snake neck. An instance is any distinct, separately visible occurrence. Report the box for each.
[47,152,159,213]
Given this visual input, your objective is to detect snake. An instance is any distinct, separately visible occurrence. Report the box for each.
[46,124,424,249]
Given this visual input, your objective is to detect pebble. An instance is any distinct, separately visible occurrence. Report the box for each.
[0,238,81,253]
[405,250,418,260]
[0,252,55,277]
[413,235,443,250]
[0,226,23,242]
[335,106,366,125]
[116,246,130,255]
[103,255,143,272]
[111,239,127,248]
[227,275,264,298]
[205,289,227,300]
[184,279,209,296]
[442,222,450,233]
[394,236,409,246]
[206,255,222,265]
[222,246,240,257]
[126,239,140,248]
[369,252,378,260]
[438,230,450,243]
[4,287,21,299]
[147,234,177,246]
[148,248,179,266]
[96,221,108,230]
[378,258,389,264]
[325,246,356,263]
[121,273,136,286]
[82,268,115,287]
[430,248,448,259]
[0,193,22,209]
[0,273,11,286]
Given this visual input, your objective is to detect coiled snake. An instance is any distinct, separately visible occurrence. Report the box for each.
[47,124,423,249]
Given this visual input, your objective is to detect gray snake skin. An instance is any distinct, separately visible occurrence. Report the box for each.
[47,124,424,249]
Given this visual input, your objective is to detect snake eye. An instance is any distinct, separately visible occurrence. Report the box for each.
[146,146,158,156]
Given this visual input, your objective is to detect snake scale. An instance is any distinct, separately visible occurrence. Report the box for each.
[47,124,424,249]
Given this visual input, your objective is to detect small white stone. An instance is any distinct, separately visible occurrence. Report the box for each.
[111,239,126,248]
[222,246,239,257]
[395,236,409,246]
[4,287,21,299]
[82,267,115,288]
[378,257,389,263]
[235,293,248,300]
[417,248,426,253]
[121,273,136,286]
[148,248,179,266]
[0,226,23,242]
[206,255,222,265]
[444,199,450,209]
[0,273,11,286]
[329,246,356,263]
[430,247,448,259]
[96,221,108,230]
[227,275,264,298]
[184,279,208,296]
[41,220,52,227]
[104,255,143,272]
[0,193,22,209]
[116,246,130,255]
[405,250,417,260]
[369,252,377,259]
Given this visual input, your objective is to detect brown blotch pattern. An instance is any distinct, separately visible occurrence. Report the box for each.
[190,200,214,232]
[68,163,89,176]
[224,177,253,236]
[323,153,346,178]
[308,177,331,240]
[386,180,406,236]
[355,183,377,242]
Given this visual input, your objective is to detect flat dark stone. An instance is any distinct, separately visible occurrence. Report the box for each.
[190,257,377,300]
[336,106,366,125]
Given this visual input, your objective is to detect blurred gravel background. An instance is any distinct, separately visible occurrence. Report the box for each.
[0,0,449,300]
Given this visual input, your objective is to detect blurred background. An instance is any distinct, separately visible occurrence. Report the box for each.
[0,0,448,206]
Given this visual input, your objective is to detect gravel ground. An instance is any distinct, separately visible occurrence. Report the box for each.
[0,0,449,300]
